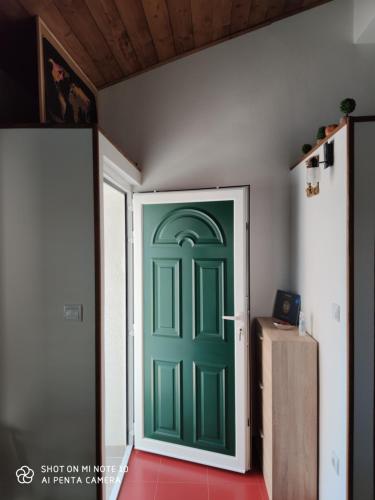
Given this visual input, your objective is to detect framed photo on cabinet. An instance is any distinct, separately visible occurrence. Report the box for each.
[37,18,98,124]
[273,289,301,325]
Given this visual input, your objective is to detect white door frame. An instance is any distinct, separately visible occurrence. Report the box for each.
[133,187,250,473]
[98,132,141,499]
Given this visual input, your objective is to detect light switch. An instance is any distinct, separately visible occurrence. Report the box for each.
[64,304,83,322]
[332,303,340,322]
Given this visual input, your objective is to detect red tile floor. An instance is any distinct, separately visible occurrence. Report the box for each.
[118,450,268,500]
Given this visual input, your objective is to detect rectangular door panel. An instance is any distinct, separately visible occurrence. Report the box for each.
[193,259,225,341]
[194,362,227,450]
[152,259,181,337]
[152,359,182,439]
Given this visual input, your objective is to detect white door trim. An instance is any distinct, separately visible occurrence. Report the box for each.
[98,133,137,499]
[133,187,250,473]
[99,131,141,187]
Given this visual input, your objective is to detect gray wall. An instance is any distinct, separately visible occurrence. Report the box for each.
[0,128,97,500]
[353,122,375,500]
[99,0,375,319]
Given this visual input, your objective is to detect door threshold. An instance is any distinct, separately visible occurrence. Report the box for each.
[135,438,247,473]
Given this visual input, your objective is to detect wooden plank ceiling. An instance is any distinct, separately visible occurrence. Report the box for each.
[0,0,332,89]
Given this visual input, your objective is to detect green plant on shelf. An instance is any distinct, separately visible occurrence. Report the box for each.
[316,126,326,141]
[340,98,356,116]
[302,144,312,154]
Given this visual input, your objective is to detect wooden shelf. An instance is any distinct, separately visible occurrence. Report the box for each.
[290,120,347,170]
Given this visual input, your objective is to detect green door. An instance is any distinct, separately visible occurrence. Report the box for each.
[143,201,235,455]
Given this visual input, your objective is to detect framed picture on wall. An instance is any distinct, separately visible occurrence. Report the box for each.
[273,290,301,325]
[37,18,97,124]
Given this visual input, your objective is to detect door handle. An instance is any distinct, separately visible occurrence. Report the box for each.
[222,316,245,341]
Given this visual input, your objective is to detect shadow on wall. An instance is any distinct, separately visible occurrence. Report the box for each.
[0,424,32,499]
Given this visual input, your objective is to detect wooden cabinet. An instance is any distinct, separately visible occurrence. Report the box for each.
[255,318,318,500]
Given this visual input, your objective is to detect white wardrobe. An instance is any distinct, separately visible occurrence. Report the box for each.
[290,117,375,500]
[0,126,140,500]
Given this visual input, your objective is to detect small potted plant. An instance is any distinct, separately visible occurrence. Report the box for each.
[302,144,312,155]
[340,98,356,125]
[316,126,326,144]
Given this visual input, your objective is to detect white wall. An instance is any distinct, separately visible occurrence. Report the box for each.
[290,127,348,500]
[353,0,375,43]
[99,0,375,321]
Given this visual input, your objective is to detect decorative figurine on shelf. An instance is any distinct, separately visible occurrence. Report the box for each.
[340,98,356,125]
[302,144,312,155]
[316,126,326,143]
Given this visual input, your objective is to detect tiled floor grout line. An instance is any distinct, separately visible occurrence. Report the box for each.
[153,456,161,500]
[206,467,209,500]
